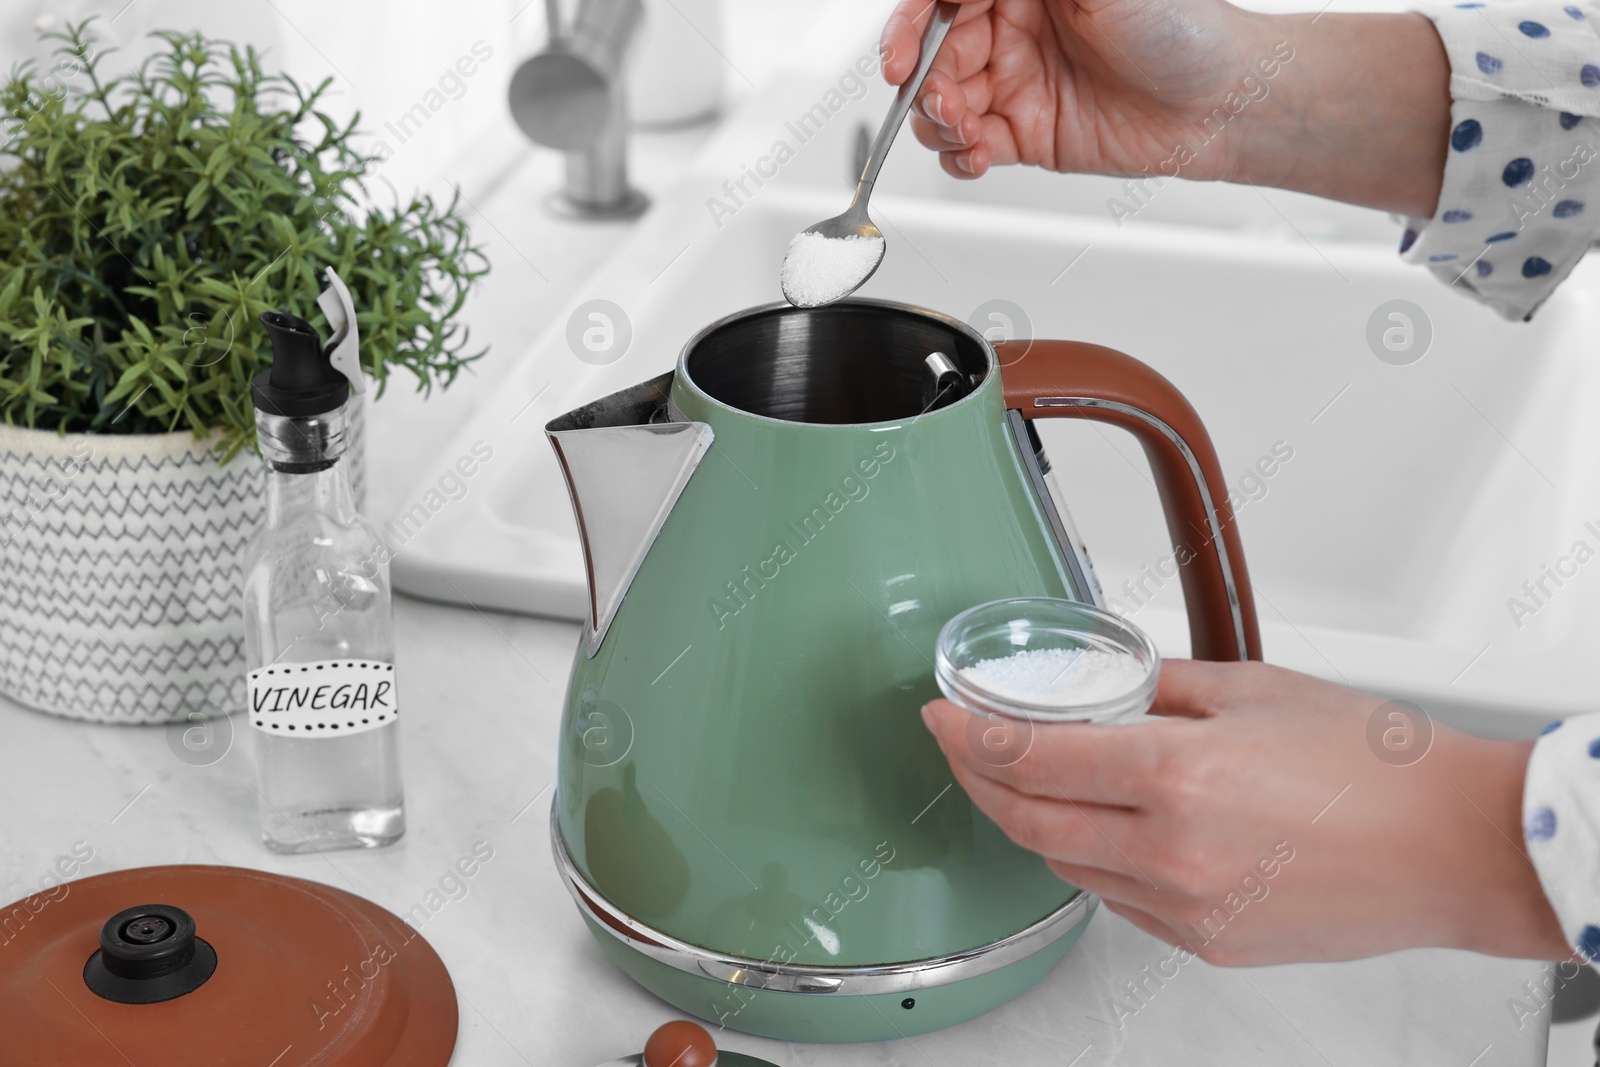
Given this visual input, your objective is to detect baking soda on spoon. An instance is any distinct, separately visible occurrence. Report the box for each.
[780,232,887,308]
[958,647,1148,711]
[778,3,957,308]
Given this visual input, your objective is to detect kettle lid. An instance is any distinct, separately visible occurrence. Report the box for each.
[0,865,458,1065]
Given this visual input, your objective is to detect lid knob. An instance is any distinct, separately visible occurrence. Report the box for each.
[642,1020,718,1067]
[83,903,218,1005]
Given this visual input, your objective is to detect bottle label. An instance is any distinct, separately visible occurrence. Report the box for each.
[247,660,397,738]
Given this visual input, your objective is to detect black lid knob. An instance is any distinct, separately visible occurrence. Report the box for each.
[83,904,217,1004]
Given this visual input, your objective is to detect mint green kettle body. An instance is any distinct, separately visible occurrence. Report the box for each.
[547,301,1259,1041]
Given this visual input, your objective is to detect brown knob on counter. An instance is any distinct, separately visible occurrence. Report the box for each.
[643,1020,718,1067]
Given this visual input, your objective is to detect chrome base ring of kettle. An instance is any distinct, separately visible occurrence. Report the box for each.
[552,806,1099,1042]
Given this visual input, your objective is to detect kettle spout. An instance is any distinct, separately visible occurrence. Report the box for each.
[546,372,714,656]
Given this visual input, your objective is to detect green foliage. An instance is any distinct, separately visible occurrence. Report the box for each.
[0,19,488,461]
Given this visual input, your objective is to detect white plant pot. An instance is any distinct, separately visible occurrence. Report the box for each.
[0,404,365,724]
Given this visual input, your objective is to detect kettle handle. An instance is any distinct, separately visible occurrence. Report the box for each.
[997,339,1262,662]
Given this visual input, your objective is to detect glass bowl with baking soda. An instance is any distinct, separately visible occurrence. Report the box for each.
[935,598,1160,724]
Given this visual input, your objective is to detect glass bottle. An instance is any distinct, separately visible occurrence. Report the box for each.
[241,311,404,853]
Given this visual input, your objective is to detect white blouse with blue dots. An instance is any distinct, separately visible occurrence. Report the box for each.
[1406,2,1600,960]
[1407,1,1600,320]
[1524,718,1600,959]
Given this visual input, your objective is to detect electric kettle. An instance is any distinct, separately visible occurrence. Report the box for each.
[546,300,1261,1042]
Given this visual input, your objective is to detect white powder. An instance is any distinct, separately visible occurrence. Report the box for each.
[780,231,886,308]
[958,647,1148,710]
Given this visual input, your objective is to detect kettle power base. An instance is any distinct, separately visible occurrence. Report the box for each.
[556,819,1094,1043]
[555,813,1097,1043]
[581,914,1087,1043]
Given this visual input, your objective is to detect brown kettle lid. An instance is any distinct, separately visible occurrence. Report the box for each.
[0,864,457,1065]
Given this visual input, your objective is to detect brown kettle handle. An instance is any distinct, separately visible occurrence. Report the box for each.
[997,340,1262,662]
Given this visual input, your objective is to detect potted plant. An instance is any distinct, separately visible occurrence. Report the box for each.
[0,21,487,724]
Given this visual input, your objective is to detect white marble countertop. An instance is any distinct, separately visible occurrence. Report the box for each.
[0,595,1553,1066]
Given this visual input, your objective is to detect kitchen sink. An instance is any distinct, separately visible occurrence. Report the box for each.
[394,14,1600,737]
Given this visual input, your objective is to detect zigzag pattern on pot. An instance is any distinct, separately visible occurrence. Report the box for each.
[0,398,366,724]
[1,626,244,675]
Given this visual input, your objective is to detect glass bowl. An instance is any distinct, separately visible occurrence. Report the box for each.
[935,598,1160,723]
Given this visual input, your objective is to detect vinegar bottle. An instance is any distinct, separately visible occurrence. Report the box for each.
[241,308,404,853]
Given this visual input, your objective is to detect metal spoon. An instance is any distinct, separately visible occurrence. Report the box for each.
[780,2,958,308]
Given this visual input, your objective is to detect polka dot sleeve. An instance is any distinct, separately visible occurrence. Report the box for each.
[1405,2,1600,320]
[1524,715,1600,959]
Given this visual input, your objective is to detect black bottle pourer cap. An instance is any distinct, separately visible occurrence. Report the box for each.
[252,311,350,417]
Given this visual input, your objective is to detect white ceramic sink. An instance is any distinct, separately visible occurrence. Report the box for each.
[393,16,1600,738]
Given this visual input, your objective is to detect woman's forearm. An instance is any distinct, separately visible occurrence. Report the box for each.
[1231,12,1452,217]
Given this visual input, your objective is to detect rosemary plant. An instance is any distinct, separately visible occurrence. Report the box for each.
[0,20,488,460]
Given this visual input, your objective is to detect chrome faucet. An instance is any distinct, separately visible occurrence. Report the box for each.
[508,0,648,219]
